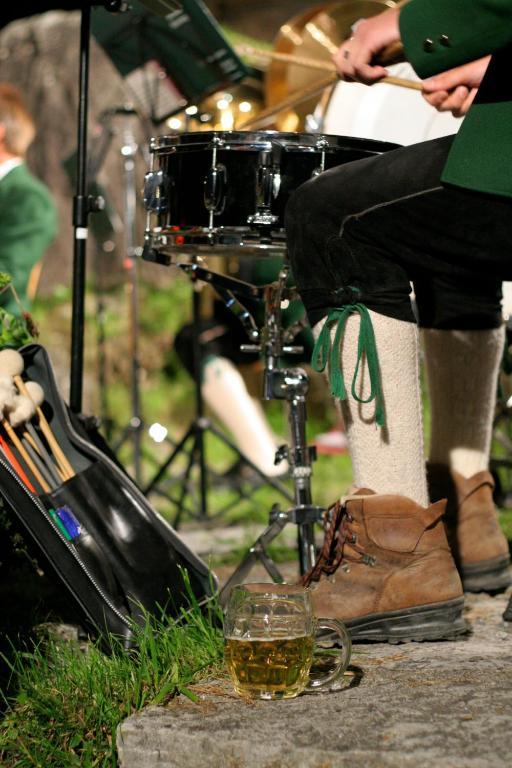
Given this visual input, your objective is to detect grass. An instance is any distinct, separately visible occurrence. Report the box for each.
[2,276,512,764]
[0,583,224,767]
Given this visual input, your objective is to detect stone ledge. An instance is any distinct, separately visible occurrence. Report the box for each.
[118,592,512,768]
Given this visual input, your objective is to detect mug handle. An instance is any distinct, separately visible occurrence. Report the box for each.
[305,618,352,693]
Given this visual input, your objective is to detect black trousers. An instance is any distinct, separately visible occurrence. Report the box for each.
[285,135,512,331]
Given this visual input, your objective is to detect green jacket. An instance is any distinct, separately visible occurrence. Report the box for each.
[400,0,512,197]
[0,163,57,313]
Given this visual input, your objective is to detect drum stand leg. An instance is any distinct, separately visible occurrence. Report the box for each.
[220,365,325,604]
[142,285,293,527]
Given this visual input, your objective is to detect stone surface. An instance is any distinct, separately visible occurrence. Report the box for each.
[118,591,512,768]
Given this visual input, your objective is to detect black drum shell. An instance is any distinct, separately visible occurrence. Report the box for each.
[146,130,398,253]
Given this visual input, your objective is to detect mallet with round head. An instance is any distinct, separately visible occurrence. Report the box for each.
[0,350,75,480]
[8,394,61,488]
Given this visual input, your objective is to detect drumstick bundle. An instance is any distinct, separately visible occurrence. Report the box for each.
[0,349,75,494]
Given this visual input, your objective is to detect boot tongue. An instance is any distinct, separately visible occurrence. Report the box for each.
[340,487,376,504]
[362,496,446,553]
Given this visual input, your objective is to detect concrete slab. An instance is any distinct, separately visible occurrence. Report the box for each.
[118,591,512,768]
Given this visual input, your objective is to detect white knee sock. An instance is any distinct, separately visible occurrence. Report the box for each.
[422,326,505,478]
[201,356,286,476]
[315,310,428,505]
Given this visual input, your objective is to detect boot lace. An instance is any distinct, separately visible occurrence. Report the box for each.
[302,500,374,588]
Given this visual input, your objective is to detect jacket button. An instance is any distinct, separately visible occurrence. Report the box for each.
[439,34,451,46]
[423,38,435,52]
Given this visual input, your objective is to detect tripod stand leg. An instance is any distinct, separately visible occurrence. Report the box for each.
[143,423,196,495]
[219,509,288,606]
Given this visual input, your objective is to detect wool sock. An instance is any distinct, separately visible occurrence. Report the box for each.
[422,326,505,478]
[315,310,428,505]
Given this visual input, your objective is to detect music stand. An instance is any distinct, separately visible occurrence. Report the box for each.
[69,0,249,413]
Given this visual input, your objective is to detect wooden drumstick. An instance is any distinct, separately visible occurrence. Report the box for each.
[0,434,36,493]
[0,350,75,480]
[0,418,49,492]
[22,380,75,480]
[236,45,421,92]
[8,394,63,487]
[240,75,338,130]
[0,375,47,491]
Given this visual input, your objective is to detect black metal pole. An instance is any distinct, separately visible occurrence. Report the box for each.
[191,283,208,519]
[70,5,92,414]
[121,123,143,483]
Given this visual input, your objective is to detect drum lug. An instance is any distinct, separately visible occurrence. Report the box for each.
[143,170,169,214]
[204,163,227,215]
[247,148,280,231]
[311,136,329,178]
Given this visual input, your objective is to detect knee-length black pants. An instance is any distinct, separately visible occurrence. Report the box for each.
[285,135,512,331]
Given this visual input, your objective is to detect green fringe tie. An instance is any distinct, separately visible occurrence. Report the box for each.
[311,304,385,427]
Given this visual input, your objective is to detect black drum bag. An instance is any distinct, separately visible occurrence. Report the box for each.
[0,344,215,645]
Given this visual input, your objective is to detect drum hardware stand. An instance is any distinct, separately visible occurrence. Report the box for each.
[142,262,293,527]
[84,106,151,484]
[174,262,325,598]
[110,119,144,484]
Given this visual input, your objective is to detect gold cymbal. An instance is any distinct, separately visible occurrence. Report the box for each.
[265,0,396,131]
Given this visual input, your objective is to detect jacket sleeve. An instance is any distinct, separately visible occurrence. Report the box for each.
[0,182,57,311]
[399,0,512,78]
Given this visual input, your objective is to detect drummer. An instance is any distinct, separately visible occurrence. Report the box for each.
[285,0,512,641]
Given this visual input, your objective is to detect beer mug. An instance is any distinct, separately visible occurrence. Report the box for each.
[224,582,351,700]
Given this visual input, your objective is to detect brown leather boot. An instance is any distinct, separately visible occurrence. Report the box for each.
[427,465,511,593]
[303,491,465,642]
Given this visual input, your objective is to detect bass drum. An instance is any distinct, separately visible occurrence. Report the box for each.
[313,62,463,145]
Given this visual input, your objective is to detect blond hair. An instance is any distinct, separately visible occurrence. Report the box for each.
[0,83,35,157]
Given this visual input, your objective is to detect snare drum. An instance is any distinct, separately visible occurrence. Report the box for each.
[143,130,397,260]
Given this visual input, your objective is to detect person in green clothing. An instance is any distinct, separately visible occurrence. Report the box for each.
[0,83,57,314]
[285,0,512,640]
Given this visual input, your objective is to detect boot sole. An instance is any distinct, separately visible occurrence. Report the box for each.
[342,597,467,643]
[460,555,512,594]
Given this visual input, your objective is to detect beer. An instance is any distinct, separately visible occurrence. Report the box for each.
[224,634,315,700]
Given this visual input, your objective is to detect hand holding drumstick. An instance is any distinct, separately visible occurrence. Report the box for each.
[421,57,491,117]
[333,7,403,85]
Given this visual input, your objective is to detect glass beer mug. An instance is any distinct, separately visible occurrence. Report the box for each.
[224,583,352,700]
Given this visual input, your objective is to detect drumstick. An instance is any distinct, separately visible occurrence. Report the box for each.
[0,416,49,492]
[8,394,63,486]
[22,380,75,481]
[236,44,421,92]
[22,438,56,490]
[240,75,338,130]
[0,376,48,491]
[0,434,36,493]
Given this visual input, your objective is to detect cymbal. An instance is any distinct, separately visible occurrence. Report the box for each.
[265,0,396,131]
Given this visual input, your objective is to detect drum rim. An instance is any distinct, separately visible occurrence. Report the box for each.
[150,130,400,154]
